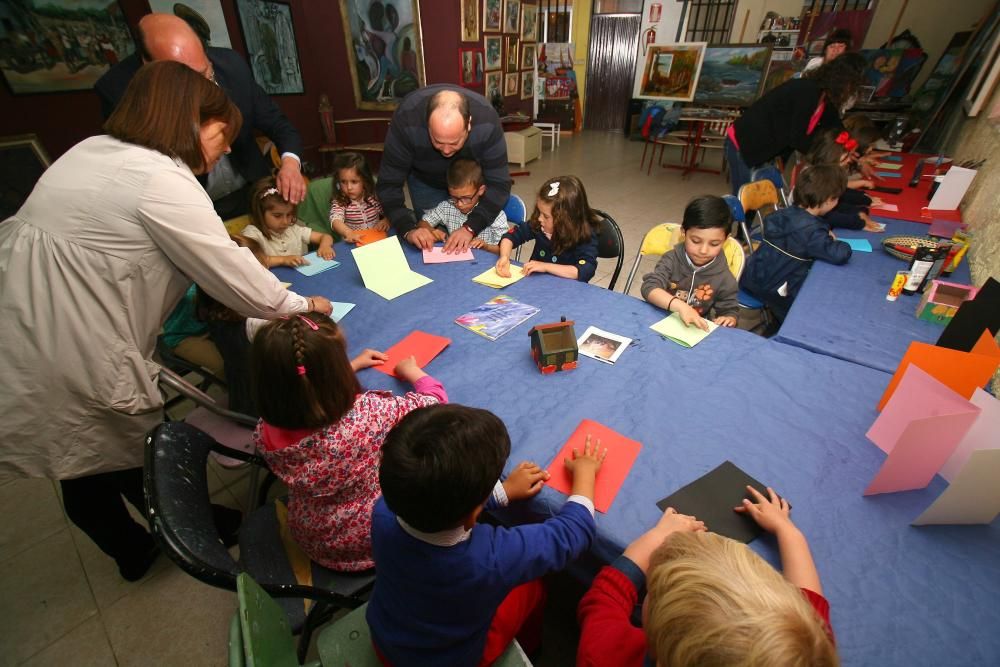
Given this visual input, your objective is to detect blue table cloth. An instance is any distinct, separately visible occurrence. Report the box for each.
[278,239,1000,667]
[773,218,972,374]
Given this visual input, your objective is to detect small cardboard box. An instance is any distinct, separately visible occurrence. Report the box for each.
[916,280,979,325]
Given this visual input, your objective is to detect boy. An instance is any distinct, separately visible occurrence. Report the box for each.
[367,404,606,666]
[416,158,511,253]
[740,164,852,323]
[640,195,739,331]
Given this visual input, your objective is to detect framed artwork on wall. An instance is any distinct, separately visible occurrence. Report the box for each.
[693,44,771,108]
[521,43,536,71]
[520,70,534,100]
[338,0,426,110]
[484,0,503,32]
[0,134,51,221]
[235,0,304,94]
[504,0,521,35]
[461,0,480,42]
[0,0,134,95]
[505,36,519,72]
[634,42,707,102]
[485,35,503,71]
[486,70,503,100]
[149,0,232,48]
[459,49,485,87]
[504,72,519,96]
[520,4,538,42]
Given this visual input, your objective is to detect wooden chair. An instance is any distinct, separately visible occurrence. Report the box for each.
[737,180,780,250]
[318,94,390,174]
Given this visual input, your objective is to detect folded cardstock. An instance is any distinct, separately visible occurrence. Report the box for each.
[928,166,976,211]
[423,246,475,263]
[938,388,1000,483]
[650,313,718,347]
[912,448,1000,525]
[294,252,341,276]
[937,278,1000,352]
[352,236,432,300]
[871,203,898,212]
[875,172,902,179]
[877,339,1000,411]
[373,331,451,379]
[545,419,642,513]
[472,265,526,288]
[876,162,903,170]
[927,219,966,239]
[353,229,388,246]
[331,302,355,323]
[840,238,872,252]
[656,461,771,543]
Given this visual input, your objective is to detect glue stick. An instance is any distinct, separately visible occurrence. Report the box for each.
[886,271,908,301]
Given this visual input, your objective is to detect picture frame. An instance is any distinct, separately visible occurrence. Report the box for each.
[0,0,134,95]
[484,0,503,32]
[634,42,707,102]
[149,0,232,48]
[461,0,480,42]
[504,0,521,35]
[505,36,520,73]
[520,69,535,100]
[520,4,538,42]
[504,72,520,96]
[544,76,572,100]
[486,70,503,101]
[693,44,772,108]
[338,0,426,110]
[459,48,485,88]
[521,43,536,72]
[235,0,304,95]
[0,134,51,221]
[485,35,503,71]
[761,49,808,94]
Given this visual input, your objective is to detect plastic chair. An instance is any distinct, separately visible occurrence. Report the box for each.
[623,223,744,296]
[230,572,317,667]
[750,165,790,207]
[145,421,374,663]
[155,335,226,418]
[593,209,625,291]
[503,194,529,262]
[737,180,780,252]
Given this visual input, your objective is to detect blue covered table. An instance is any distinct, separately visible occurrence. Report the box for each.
[278,239,999,667]
[773,218,972,374]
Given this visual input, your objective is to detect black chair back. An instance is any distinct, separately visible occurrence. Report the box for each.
[593,209,625,291]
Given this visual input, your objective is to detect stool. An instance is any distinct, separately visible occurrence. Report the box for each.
[505,127,543,168]
[533,122,560,151]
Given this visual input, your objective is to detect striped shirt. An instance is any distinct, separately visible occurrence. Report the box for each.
[330,195,384,231]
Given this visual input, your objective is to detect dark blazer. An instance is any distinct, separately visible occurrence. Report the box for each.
[94,48,303,187]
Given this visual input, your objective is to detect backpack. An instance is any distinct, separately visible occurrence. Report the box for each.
[640,104,681,140]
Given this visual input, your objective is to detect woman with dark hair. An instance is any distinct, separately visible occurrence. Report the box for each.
[0,61,332,581]
[725,52,866,195]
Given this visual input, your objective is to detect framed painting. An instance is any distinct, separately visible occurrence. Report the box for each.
[461,0,479,42]
[459,49,485,88]
[520,69,534,100]
[760,49,808,95]
[504,72,519,96]
[634,43,706,101]
[521,43,536,72]
[235,0,304,94]
[484,0,503,32]
[0,134,51,221]
[505,36,519,73]
[693,44,771,107]
[521,4,538,42]
[485,70,503,101]
[339,0,426,110]
[504,0,521,35]
[0,0,134,95]
[485,35,503,71]
[149,0,232,48]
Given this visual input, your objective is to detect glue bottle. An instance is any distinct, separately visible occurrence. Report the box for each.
[901,246,936,295]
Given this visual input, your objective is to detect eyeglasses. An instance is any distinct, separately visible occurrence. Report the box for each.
[450,194,478,205]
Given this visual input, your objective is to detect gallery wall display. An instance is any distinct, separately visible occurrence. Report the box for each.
[486,70,502,100]
[505,35,519,72]
[236,0,304,94]
[520,4,538,42]
[338,0,426,110]
[634,42,706,102]
[693,44,771,108]
[485,35,503,71]
[521,43,536,72]
[149,0,232,48]
[504,0,521,35]
[461,0,479,42]
[459,48,485,87]
[520,69,534,99]
[504,71,519,96]
[484,0,503,32]
[0,134,50,221]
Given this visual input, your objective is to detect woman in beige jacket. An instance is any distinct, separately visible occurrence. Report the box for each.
[0,62,331,580]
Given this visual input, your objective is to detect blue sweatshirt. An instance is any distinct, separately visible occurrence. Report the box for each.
[502,223,599,282]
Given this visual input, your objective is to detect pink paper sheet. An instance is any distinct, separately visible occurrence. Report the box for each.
[938,388,1000,482]
[422,247,475,263]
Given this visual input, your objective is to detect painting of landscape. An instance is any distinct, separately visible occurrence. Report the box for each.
[694,44,771,107]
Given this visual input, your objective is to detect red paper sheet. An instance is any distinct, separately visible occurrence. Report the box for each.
[865,153,963,224]
[544,419,642,513]
[373,331,451,378]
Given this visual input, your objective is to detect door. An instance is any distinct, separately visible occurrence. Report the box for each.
[584,13,641,131]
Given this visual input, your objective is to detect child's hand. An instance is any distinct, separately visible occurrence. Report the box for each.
[623,507,707,573]
[308,296,333,316]
[861,213,884,233]
[713,315,737,327]
[432,228,448,242]
[676,302,709,331]
[503,461,549,502]
[318,244,336,260]
[394,355,427,383]
[343,230,362,244]
[375,218,390,232]
[869,196,883,206]
[734,486,795,535]
[828,230,837,240]
[470,237,485,249]
[282,255,309,267]
[495,256,511,278]
[521,260,547,276]
[351,348,389,371]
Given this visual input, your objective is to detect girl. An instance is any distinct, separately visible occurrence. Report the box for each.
[329,151,389,243]
[249,314,446,571]
[242,176,336,267]
[495,176,600,282]
[801,129,883,233]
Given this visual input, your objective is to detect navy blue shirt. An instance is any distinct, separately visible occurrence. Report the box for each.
[502,223,599,283]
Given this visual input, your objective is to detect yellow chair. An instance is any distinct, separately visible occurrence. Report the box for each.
[224,214,250,236]
[623,223,744,296]
[737,179,780,250]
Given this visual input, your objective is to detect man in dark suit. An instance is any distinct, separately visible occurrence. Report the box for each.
[95,14,305,219]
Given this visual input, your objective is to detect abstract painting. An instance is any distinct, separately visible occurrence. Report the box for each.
[521,4,538,42]
[693,44,771,107]
[504,0,521,35]
[338,0,426,110]
[634,42,706,101]
[149,0,232,48]
[236,0,303,94]
[484,0,502,32]
[461,0,479,42]
[484,35,502,70]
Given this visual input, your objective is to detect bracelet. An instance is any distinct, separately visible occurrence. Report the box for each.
[462,223,475,236]
[667,296,678,311]
[307,297,315,312]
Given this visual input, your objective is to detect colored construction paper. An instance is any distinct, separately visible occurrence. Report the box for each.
[544,419,642,513]
[656,461,771,543]
[876,162,903,170]
[294,253,341,276]
[423,246,475,263]
[650,313,718,347]
[912,448,1000,525]
[882,155,903,161]
[875,172,902,178]
[472,265,526,288]
[331,302,355,323]
[927,219,965,239]
[352,236,432,300]
[928,166,976,211]
[871,203,898,212]
[864,366,981,496]
[877,339,1000,411]
[939,388,1000,483]
[840,238,872,252]
[937,278,1000,352]
[373,331,451,379]
[353,229,388,246]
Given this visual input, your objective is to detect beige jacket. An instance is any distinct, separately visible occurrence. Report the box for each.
[0,136,308,480]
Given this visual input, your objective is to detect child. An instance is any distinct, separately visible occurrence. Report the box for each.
[640,196,739,330]
[329,151,389,243]
[415,158,511,253]
[495,176,600,282]
[367,404,606,666]
[241,176,335,267]
[803,130,883,233]
[740,164,852,323]
[576,486,837,667]
[249,314,446,572]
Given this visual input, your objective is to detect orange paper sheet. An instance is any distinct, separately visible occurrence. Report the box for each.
[544,419,642,513]
[354,229,388,246]
[373,331,451,378]
[877,335,1000,411]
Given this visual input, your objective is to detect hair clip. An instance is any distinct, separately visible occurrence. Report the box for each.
[844,138,858,152]
[835,131,850,145]
[547,181,560,197]
[297,314,319,330]
[259,187,280,199]
[296,365,307,376]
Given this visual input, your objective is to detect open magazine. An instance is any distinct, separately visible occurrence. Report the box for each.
[455,295,540,341]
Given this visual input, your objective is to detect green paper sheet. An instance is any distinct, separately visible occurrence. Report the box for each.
[351,236,432,300]
[472,265,526,288]
[650,312,718,347]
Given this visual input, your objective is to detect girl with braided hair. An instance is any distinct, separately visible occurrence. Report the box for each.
[249,313,446,571]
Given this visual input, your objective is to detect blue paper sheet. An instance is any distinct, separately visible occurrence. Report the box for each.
[294,252,341,276]
[331,302,355,323]
[840,238,872,252]
[875,171,902,178]
[883,155,903,161]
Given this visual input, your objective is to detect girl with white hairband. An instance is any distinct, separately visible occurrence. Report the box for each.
[242,176,335,268]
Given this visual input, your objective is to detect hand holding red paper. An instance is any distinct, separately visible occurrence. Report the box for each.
[373,331,451,379]
[546,420,642,513]
[350,348,389,371]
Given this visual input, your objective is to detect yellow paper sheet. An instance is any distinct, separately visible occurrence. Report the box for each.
[280,282,292,289]
[875,163,903,170]
[351,236,432,300]
[472,265,526,288]
[650,312,718,347]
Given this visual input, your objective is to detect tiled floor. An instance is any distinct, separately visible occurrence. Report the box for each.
[0,131,728,666]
